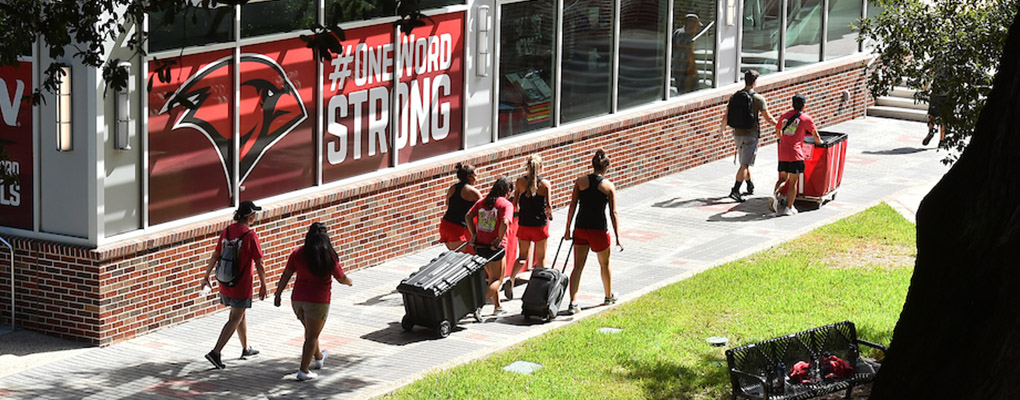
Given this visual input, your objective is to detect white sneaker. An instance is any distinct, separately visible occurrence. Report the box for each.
[781,207,798,216]
[311,350,328,370]
[297,370,318,381]
[768,194,778,213]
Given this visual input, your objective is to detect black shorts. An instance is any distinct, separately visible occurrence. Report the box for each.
[474,245,505,262]
[778,161,806,174]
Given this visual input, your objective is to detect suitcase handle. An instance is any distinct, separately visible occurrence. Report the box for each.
[471,242,507,263]
[551,237,572,273]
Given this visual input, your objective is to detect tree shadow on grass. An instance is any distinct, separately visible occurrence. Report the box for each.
[619,352,732,400]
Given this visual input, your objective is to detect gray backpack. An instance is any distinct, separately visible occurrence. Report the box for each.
[215,229,250,287]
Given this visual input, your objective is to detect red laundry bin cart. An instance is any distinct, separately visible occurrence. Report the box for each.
[797,131,848,207]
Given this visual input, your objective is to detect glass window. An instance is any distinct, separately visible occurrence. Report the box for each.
[326,0,465,22]
[498,1,555,138]
[561,0,614,123]
[741,0,780,75]
[825,0,861,59]
[241,0,316,38]
[149,5,234,52]
[784,0,823,69]
[618,0,666,109]
[671,0,716,97]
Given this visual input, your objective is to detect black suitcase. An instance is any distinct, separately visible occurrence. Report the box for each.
[396,243,503,338]
[521,238,571,322]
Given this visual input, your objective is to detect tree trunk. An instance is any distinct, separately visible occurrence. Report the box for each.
[870,10,1020,400]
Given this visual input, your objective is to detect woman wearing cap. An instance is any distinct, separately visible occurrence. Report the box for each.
[440,163,483,253]
[201,200,268,369]
[273,222,354,381]
[563,149,623,315]
[503,154,554,300]
[465,176,514,315]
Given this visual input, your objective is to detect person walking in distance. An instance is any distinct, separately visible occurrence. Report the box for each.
[201,200,268,369]
[720,69,777,202]
[771,94,824,216]
[439,163,482,252]
[503,154,554,300]
[273,222,354,381]
[563,149,623,315]
[466,177,514,315]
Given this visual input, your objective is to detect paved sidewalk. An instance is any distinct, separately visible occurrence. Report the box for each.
[0,117,950,399]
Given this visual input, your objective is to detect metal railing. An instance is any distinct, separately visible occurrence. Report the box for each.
[1,236,12,333]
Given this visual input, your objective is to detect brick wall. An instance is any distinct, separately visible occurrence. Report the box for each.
[0,54,873,346]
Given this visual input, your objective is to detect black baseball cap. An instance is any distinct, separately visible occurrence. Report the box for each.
[792,94,807,109]
[237,201,262,217]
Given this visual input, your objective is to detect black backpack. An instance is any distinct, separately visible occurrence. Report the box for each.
[215,229,250,287]
[727,89,757,130]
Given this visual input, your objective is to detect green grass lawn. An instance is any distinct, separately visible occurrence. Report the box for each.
[387,203,915,400]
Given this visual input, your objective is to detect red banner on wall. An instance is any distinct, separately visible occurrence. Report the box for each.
[0,62,34,230]
[323,11,464,182]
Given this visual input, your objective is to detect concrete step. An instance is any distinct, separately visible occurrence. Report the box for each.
[888,86,917,99]
[876,96,928,111]
[867,105,928,122]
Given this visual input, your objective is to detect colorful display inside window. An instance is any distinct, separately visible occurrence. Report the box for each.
[0,62,34,230]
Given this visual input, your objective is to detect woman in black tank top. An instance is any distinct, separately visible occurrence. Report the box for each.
[439,163,481,252]
[563,149,623,315]
[502,155,554,300]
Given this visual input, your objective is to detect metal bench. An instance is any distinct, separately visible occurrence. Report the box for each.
[725,321,886,400]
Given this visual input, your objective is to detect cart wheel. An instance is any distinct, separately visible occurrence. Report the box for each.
[473,309,483,323]
[547,309,557,321]
[438,321,452,338]
[401,315,414,332]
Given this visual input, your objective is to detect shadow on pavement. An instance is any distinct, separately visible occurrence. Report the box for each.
[1,355,372,399]
[653,196,729,209]
[862,147,931,155]
[360,322,458,345]
[354,290,403,307]
[707,198,776,222]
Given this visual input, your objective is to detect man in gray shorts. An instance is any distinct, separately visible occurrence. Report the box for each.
[720,70,776,202]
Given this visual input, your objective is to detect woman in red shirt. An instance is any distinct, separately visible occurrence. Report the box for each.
[273,222,353,381]
[465,176,514,315]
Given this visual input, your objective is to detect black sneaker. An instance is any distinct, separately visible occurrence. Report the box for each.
[744,181,755,196]
[205,351,225,369]
[728,189,745,203]
[603,293,619,305]
[922,129,935,146]
[241,347,260,359]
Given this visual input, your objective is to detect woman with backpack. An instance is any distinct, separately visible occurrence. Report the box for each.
[502,154,554,300]
[439,163,483,253]
[201,200,268,370]
[465,176,514,315]
[563,149,623,315]
[273,222,354,381]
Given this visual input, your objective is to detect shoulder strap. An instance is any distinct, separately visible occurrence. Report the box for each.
[782,112,802,132]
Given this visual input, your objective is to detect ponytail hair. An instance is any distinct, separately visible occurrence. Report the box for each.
[455,163,476,183]
[525,154,543,196]
[591,149,610,172]
[302,222,338,278]
[484,176,512,208]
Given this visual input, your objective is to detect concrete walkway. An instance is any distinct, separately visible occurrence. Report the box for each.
[0,117,951,399]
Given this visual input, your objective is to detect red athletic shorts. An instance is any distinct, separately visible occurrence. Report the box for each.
[572,229,611,252]
[439,219,470,243]
[516,224,550,242]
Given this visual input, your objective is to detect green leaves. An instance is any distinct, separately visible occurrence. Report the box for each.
[860,0,1020,163]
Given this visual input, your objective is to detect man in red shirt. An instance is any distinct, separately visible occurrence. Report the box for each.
[772,94,824,216]
[201,200,268,369]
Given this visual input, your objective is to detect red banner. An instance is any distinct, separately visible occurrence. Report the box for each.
[323,11,464,182]
[148,50,234,225]
[0,62,34,229]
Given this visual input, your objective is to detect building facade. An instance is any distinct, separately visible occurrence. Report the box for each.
[0,0,875,345]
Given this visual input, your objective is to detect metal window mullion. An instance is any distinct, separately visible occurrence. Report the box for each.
[664,0,674,99]
[779,0,786,71]
[316,0,324,185]
[820,0,828,61]
[141,13,150,228]
[491,5,502,144]
[32,39,40,232]
[713,0,720,88]
[611,0,621,113]
[233,5,241,206]
[859,0,865,53]
[391,25,400,167]
[735,0,743,83]
[553,0,563,127]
